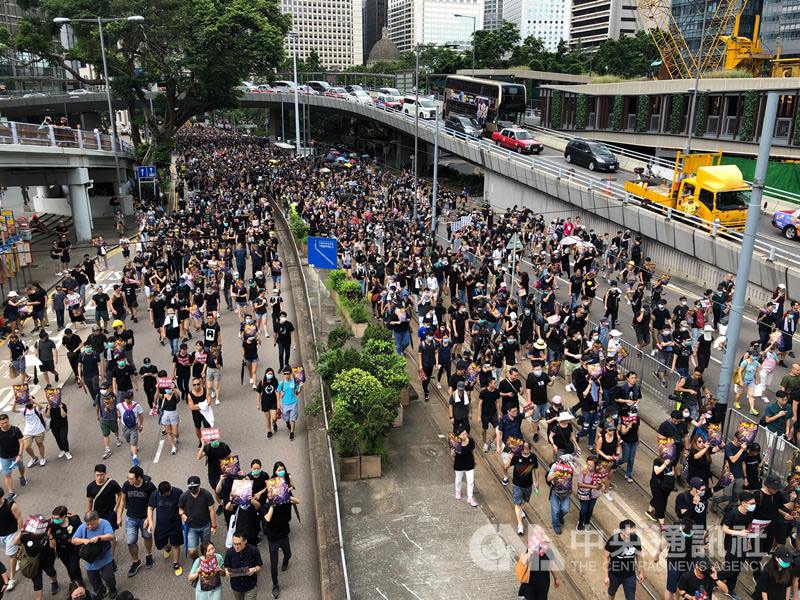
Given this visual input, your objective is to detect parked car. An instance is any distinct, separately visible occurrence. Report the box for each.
[402,96,436,119]
[564,139,619,171]
[445,115,483,137]
[348,90,374,105]
[772,208,800,239]
[344,84,364,94]
[373,92,402,110]
[254,84,274,93]
[22,92,47,98]
[296,85,318,95]
[325,86,348,99]
[67,88,90,95]
[307,80,331,94]
[273,80,296,91]
[491,127,543,154]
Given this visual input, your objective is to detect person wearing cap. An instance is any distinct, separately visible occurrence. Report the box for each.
[179,476,217,561]
[751,474,791,570]
[676,555,727,599]
[277,367,301,441]
[753,545,794,600]
[146,480,185,576]
[71,511,117,599]
[757,301,779,351]
[675,477,709,528]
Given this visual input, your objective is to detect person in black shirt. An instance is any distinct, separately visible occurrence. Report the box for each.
[274,312,295,372]
[677,557,727,599]
[478,379,500,452]
[223,535,262,597]
[49,505,84,586]
[138,358,158,411]
[202,315,221,351]
[451,429,477,505]
[720,491,756,597]
[652,518,702,596]
[110,356,137,404]
[61,329,82,380]
[510,442,539,535]
[675,477,709,527]
[754,546,794,600]
[0,415,25,500]
[604,519,643,600]
[498,368,523,414]
[418,335,437,401]
[118,466,157,574]
[256,368,279,438]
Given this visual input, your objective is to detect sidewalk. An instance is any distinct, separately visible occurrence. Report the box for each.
[2,215,138,299]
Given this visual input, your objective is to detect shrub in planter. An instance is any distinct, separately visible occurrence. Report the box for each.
[361,386,399,455]
[318,348,362,382]
[346,300,370,324]
[360,339,409,390]
[327,325,352,350]
[363,323,393,344]
[337,280,363,301]
[328,406,363,457]
[327,269,348,291]
[331,368,383,413]
[289,206,309,243]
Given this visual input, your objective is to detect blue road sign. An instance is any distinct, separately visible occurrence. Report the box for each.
[308,236,338,269]
[136,165,157,179]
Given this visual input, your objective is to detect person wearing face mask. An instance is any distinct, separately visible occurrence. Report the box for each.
[753,545,794,600]
[695,325,714,372]
[49,505,84,588]
[435,334,453,389]
[675,478,709,528]
[418,335,437,401]
[179,476,217,562]
[109,354,138,404]
[261,462,300,599]
[198,436,231,514]
[241,316,261,390]
[274,312,295,372]
[652,518,698,599]
[720,491,757,599]
[256,368,279,439]
[525,362,552,444]
[157,380,180,455]
[161,309,182,356]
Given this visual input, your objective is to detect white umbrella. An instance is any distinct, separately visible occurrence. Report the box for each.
[319,167,331,173]
[558,236,582,246]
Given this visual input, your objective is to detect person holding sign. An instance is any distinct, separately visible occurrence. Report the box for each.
[187,541,225,600]
[43,387,71,460]
[262,473,300,600]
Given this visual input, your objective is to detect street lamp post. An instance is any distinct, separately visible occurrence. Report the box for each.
[412,43,420,221]
[289,32,302,156]
[454,14,477,76]
[53,15,144,196]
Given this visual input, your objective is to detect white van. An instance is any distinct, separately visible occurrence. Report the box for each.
[402,96,436,119]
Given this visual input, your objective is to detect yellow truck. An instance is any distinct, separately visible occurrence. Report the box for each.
[624,151,749,231]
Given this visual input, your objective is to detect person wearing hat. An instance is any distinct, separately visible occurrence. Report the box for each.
[179,476,218,561]
[676,555,727,599]
[146,480,185,576]
[675,477,709,528]
[753,545,794,600]
[751,474,791,572]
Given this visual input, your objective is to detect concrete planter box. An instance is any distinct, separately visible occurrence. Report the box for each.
[399,386,410,406]
[329,289,368,338]
[339,456,361,481]
[359,455,382,478]
[338,455,382,480]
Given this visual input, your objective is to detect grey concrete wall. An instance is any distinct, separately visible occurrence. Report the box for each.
[484,170,777,307]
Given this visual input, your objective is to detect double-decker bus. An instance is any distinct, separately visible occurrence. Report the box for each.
[443,75,527,134]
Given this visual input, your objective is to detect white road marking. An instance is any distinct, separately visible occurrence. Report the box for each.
[374,587,389,600]
[153,439,164,464]
[402,528,423,551]
[401,583,425,600]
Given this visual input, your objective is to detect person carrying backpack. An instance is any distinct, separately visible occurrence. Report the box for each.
[116,391,144,467]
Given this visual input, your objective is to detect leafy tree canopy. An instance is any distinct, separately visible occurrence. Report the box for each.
[7,0,290,161]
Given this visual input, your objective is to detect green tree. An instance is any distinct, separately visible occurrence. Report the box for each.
[592,32,658,79]
[474,21,520,68]
[8,0,290,163]
[304,48,323,74]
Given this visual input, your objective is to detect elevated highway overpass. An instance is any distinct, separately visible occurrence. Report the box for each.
[2,90,797,304]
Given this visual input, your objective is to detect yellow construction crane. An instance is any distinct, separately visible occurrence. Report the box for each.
[637,0,745,79]
[721,13,771,75]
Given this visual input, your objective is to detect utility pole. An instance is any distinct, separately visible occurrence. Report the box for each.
[715,92,779,406]
[412,42,420,221]
[431,109,440,237]
[290,32,301,155]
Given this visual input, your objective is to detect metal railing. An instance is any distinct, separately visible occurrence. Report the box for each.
[528,123,800,208]
[0,120,133,156]
[724,408,799,483]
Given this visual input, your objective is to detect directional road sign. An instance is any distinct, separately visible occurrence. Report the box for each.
[136,165,157,179]
[308,236,338,269]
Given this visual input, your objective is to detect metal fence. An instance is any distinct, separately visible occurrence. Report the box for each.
[724,407,800,482]
[0,120,133,155]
